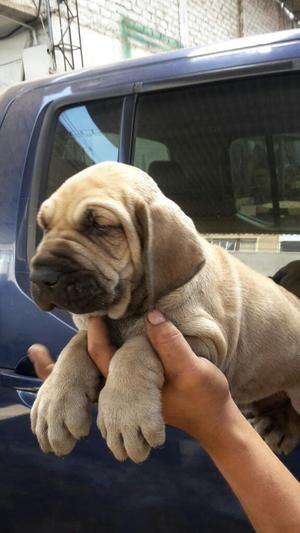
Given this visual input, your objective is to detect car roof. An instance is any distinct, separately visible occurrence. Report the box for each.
[2,28,300,96]
[1,26,300,129]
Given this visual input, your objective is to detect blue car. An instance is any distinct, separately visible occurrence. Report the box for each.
[1,28,300,532]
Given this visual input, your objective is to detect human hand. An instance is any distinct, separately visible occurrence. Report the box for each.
[144,310,234,445]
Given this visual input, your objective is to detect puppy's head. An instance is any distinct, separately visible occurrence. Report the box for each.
[30,162,204,319]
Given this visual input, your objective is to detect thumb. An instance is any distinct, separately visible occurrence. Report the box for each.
[87,317,116,377]
[145,310,199,379]
[28,344,55,381]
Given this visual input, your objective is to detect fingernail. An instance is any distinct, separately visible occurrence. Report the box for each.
[27,345,45,360]
[147,310,166,325]
[27,345,37,358]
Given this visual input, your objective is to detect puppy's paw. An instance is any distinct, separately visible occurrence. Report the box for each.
[249,412,299,455]
[265,427,298,455]
[31,373,98,456]
[97,382,165,463]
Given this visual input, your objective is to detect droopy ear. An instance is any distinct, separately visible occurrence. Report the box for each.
[135,198,205,305]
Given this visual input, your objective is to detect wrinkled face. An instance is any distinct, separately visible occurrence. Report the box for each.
[30,163,146,318]
[30,162,204,320]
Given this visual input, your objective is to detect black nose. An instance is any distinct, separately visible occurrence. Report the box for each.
[30,266,60,286]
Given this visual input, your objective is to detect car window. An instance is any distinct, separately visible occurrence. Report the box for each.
[134,137,170,171]
[47,97,123,197]
[133,74,300,274]
[29,97,123,251]
[230,134,300,229]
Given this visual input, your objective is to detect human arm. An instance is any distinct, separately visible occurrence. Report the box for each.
[144,310,300,533]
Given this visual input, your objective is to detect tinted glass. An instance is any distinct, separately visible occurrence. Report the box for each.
[47,97,123,197]
[133,74,300,275]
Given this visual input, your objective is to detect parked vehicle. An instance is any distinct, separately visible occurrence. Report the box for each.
[1,28,300,533]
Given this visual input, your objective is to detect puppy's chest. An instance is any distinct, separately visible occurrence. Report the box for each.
[72,313,145,346]
[107,316,144,347]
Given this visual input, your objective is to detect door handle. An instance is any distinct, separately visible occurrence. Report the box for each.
[0,354,42,392]
[0,368,41,392]
[0,369,41,408]
[0,356,42,408]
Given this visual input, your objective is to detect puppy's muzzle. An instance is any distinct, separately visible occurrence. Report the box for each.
[30,266,61,287]
[30,263,118,314]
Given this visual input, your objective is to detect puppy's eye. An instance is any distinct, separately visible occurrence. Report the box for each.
[91,221,113,236]
[85,211,121,236]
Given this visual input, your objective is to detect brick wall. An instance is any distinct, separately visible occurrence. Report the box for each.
[1,0,296,54]
[76,0,295,53]
[79,0,180,39]
[243,0,293,37]
[0,0,297,86]
[77,0,180,54]
[187,0,239,47]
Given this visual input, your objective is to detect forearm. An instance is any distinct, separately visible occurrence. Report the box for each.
[194,401,300,532]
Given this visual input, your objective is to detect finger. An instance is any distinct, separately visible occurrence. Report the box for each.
[145,310,200,379]
[87,317,116,377]
[27,344,55,381]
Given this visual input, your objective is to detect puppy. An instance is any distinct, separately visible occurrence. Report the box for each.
[273,261,300,299]
[30,161,300,462]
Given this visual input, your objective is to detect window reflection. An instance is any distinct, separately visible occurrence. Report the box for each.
[59,106,119,164]
[47,97,123,197]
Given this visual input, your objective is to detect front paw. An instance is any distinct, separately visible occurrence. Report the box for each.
[31,372,99,456]
[98,382,165,463]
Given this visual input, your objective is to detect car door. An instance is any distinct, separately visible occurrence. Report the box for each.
[0,83,255,533]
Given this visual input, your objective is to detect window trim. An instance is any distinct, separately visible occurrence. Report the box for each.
[132,59,299,95]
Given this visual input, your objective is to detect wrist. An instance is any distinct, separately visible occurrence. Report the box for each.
[188,398,244,452]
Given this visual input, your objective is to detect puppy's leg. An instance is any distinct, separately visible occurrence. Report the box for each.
[98,335,165,463]
[264,403,300,455]
[31,331,102,456]
[244,397,300,455]
[287,386,300,420]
